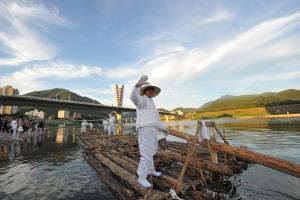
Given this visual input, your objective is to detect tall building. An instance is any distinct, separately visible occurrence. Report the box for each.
[58,110,70,119]
[114,84,124,107]
[0,86,19,115]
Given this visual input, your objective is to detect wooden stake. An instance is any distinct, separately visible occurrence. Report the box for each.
[168,129,300,178]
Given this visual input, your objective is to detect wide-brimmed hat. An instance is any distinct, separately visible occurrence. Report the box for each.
[140,83,161,97]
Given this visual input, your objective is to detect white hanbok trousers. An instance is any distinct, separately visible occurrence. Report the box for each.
[137,127,158,180]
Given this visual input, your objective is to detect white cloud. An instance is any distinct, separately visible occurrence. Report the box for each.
[201,8,233,25]
[105,67,139,79]
[0,1,71,66]
[0,61,102,93]
[133,10,300,84]
[111,10,300,109]
[243,70,300,83]
[8,2,71,26]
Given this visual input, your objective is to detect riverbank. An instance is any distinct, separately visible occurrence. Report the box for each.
[237,113,300,119]
[189,104,300,120]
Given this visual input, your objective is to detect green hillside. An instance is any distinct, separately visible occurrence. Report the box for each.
[197,89,300,112]
[23,88,101,104]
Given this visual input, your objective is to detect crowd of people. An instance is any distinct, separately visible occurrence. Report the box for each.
[0,116,45,139]
[80,111,122,135]
[103,111,124,135]
[80,120,95,133]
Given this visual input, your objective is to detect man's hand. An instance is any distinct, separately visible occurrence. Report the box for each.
[135,75,149,87]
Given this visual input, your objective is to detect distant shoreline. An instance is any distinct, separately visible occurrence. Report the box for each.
[236,113,300,119]
[183,104,300,120]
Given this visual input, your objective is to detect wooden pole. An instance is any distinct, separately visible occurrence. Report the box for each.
[168,129,300,178]
[157,150,233,176]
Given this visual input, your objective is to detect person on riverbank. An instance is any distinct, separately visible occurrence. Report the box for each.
[130,75,168,188]
[102,117,109,134]
[89,122,94,130]
[108,113,116,135]
[116,112,123,135]
[10,119,17,139]
[81,119,88,133]
[16,119,24,138]
[0,117,3,134]
[34,121,39,134]
[37,120,44,135]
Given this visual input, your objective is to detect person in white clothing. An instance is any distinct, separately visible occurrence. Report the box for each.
[81,119,88,133]
[130,75,168,188]
[108,113,116,135]
[102,118,109,133]
[10,119,18,139]
[89,122,94,130]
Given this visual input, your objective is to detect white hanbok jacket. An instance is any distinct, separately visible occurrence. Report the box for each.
[130,87,163,129]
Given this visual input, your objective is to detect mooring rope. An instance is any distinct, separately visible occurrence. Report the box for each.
[174,139,195,194]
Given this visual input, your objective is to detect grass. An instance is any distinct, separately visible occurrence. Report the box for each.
[195,107,270,119]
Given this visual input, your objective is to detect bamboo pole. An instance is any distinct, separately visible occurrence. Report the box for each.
[168,129,300,178]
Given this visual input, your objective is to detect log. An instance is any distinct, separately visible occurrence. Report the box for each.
[84,154,136,200]
[157,150,233,176]
[94,153,168,199]
[102,152,189,192]
[168,129,300,178]
[189,191,208,200]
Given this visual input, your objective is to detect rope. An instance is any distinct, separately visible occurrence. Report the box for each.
[193,154,207,186]
[173,120,203,195]
[174,139,195,194]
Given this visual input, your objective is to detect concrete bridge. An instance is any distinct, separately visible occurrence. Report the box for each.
[0,95,178,116]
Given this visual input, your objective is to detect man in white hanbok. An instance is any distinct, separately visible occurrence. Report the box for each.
[130,75,168,188]
[108,113,116,135]
[102,118,109,133]
[81,119,88,133]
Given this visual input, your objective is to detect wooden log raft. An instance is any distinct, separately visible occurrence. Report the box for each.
[157,150,234,176]
[83,154,136,200]
[78,131,239,199]
[94,153,169,199]
[168,129,300,178]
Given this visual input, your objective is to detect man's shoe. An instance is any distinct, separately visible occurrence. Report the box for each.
[150,171,161,177]
[138,178,152,188]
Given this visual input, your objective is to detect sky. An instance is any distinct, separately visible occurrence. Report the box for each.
[0,0,300,110]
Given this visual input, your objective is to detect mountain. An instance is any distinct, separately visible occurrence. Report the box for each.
[23,88,101,104]
[173,89,300,113]
[198,89,300,112]
[18,88,103,119]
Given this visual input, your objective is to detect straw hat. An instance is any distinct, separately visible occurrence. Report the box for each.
[140,83,161,97]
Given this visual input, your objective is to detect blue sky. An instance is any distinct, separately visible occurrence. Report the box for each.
[0,0,300,109]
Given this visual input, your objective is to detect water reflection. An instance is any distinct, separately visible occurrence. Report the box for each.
[0,127,115,200]
[0,119,299,200]
[56,128,64,144]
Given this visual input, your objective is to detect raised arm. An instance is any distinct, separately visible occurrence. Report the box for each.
[130,75,149,108]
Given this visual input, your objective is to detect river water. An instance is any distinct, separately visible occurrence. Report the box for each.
[0,118,300,200]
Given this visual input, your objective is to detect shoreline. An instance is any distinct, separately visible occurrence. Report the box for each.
[236,113,300,119]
